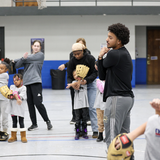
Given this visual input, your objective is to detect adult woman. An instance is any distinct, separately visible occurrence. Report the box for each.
[67,43,98,138]
[58,38,91,125]
[14,40,52,131]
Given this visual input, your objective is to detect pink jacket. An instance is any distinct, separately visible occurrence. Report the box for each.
[96,79,105,93]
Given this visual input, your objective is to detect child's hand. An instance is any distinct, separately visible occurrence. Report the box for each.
[66,83,72,89]
[17,99,22,105]
[150,98,160,111]
[115,138,121,150]
[72,81,80,90]
[81,79,87,85]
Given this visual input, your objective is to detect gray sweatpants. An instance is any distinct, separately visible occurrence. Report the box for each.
[103,96,134,148]
[0,100,9,131]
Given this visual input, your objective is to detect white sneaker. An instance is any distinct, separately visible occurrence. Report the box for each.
[87,121,91,125]
[70,120,76,124]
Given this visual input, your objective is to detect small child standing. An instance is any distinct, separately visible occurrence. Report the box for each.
[0,58,10,133]
[6,74,27,143]
[67,69,89,140]
[94,79,105,142]
[112,98,160,160]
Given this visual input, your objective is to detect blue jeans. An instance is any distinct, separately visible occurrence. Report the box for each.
[87,80,98,132]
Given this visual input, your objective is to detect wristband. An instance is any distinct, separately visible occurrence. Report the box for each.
[98,55,103,60]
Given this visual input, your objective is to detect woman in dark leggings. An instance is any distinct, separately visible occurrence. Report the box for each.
[14,40,52,131]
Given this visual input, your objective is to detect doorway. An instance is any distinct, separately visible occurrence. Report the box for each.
[0,27,5,59]
[147,27,160,84]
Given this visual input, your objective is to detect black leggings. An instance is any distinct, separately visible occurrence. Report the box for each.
[12,116,24,128]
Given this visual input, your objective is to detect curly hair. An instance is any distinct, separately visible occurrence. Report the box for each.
[108,23,130,45]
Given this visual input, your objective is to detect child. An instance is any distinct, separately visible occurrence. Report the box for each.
[67,69,89,140]
[0,58,10,133]
[94,79,105,142]
[113,98,160,160]
[6,74,27,143]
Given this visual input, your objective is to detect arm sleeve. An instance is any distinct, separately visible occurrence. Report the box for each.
[85,56,98,84]
[67,60,74,83]
[0,73,9,80]
[96,79,104,93]
[98,59,106,80]
[10,85,14,90]
[14,57,25,69]
[64,61,69,68]
[19,86,27,100]
[24,52,44,63]
[15,52,44,68]
[102,50,119,68]
[98,50,119,80]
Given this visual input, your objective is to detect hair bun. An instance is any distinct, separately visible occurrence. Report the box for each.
[4,58,11,64]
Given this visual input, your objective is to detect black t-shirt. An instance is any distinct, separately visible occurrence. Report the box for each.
[67,50,97,84]
[65,49,91,68]
[98,47,134,102]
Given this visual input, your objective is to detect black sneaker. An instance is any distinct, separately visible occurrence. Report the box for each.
[28,124,38,131]
[46,121,53,130]
[92,132,98,138]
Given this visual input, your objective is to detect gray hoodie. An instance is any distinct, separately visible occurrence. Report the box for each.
[14,52,44,86]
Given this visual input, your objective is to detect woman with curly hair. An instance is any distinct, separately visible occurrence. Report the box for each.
[97,23,134,158]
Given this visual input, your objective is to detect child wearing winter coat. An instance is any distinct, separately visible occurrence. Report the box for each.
[67,70,89,140]
[0,58,10,133]
[94,79,105,142]
[6,73,27,143]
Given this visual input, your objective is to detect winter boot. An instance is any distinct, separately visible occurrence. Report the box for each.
[82,122,88,139]
[96,132,103,142]
[79,121,83,137]
[75,123,80,140]
[8,128,18,143]
[20,128,27,143]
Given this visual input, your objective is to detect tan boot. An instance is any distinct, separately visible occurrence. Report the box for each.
[20,128,27,143]
[8,128,18,143]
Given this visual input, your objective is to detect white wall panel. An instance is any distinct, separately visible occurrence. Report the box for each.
[135,26,146,58]
[1,15,160,60]
[0,0,12,7]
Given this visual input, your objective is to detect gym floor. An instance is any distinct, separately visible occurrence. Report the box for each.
[0,85,159,160]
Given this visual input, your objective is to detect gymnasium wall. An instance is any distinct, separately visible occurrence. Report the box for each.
[1,15,160,88]
[135,26,147,84]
